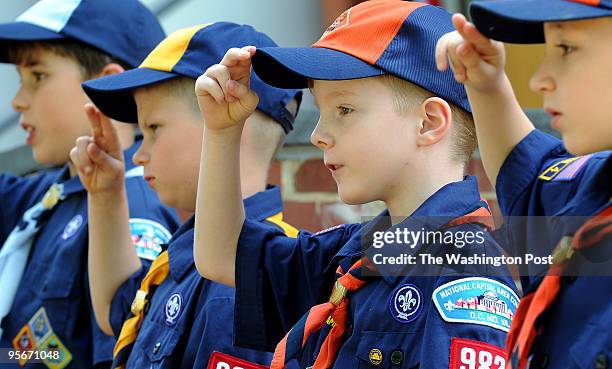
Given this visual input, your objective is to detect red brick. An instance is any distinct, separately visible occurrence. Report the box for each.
[295,159,337,193]
[466,158,494,193]
[282,201,322,232]
[267,160,281,186]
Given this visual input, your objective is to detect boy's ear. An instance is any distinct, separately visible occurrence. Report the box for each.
[415,97,453,147]
[99,63,126,77]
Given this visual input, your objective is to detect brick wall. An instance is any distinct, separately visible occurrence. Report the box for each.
[267,153,503,232]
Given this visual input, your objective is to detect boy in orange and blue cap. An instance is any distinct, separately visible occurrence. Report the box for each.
[194,1,519,368]
[71,22,301,368]
[0,1,178,368]
[436,0,612,367]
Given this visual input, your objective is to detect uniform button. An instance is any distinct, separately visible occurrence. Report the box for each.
[153,342,161,355]
[346,324,353,336]
[42,281,48,293]
[595,354,609,369]
[390,350,404,365]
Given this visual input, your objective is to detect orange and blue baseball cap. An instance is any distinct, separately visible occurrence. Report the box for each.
[470,0,612,43]
[0,0,165,68]
[251,0,471,112]
[81,23,302,133]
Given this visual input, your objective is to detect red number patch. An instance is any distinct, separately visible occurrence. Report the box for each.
[449,338,506,369]
[207,351,270,369]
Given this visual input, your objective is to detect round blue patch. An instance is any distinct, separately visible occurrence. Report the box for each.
[165,293,182,326]
[388,284,423,323]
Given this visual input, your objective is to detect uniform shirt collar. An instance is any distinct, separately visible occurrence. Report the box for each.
[168,185,284,281]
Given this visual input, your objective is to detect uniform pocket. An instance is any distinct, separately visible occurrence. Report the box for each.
[356,331,420,369]
[134,319,182,368]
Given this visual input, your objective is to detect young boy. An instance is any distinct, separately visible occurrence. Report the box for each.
[72,22,302,368]
[194,1,519,368]
[0,1,178,368]
[435,1,612,368]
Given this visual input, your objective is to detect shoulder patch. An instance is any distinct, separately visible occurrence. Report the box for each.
[129,218,172,261]
[538,154,593,181]
[432,277,519,333]
[314,224,346,236]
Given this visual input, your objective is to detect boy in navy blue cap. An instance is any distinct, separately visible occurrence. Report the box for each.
[436,1,612,368]
[72,23,301,368]
[0,1,178,368]
[194,1,519,368]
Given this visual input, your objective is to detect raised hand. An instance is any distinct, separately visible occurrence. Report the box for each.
[195,46,260,130]
[70,103,125,194]
[435,14,506,93]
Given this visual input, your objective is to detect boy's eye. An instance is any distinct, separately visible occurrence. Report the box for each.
[337,106,354,116]
[147,124,160,132]
[32,71,47,82]
[556,44,576,56]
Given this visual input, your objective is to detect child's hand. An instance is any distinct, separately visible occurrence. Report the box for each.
[195,46,260,130]
[436,14,506,93]
[70,104,125,194]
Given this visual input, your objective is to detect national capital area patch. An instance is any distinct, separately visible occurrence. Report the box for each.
[206,351,269,369]
[449,338,506,369]
[432,277,519,332]
[129,218,172,261]
[538,154,593,181]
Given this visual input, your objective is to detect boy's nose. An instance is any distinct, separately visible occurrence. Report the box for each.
[529,62,555,95]
[310,121,334,150]
[132,145,150,166]
[11,88,29,112]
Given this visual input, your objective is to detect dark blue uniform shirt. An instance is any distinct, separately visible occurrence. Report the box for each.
[234,176,518,369]
[495,130,612,369]
[0,140,179,369]
[110,186,296,369]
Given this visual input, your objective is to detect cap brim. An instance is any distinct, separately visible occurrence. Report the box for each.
[252,46,384,89]
[470,0,612,44]
[82,68,178,123]
[0,22,64,62]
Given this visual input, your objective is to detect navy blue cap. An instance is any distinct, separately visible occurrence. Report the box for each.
[470,0,612,44]
[81,22,302,132]
[251,0,472,113]
[0,0,165,68]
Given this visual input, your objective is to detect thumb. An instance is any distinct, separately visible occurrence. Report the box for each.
[227,79,259,115]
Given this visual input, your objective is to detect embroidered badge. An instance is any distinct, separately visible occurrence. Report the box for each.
[206,351,269,369]
[322,8,351,37]
[389,284,423,323]
[28,307,52,345]
[40,333,73,369]
[538,154,593,181]
[12,325,35,365]
[432,277,519,332]
[12,307,72,369]
[449,338,506,369]
[129,218,172,261]
[61,214,83,240]
[165,293,182,326]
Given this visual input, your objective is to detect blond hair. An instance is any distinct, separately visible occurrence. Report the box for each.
[379,74,476,166]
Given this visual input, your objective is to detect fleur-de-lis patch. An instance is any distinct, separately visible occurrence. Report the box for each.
[389,284,423,323]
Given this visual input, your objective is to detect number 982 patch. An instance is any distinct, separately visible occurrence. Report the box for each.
[449,338,506,369]
[129,218,172,261]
